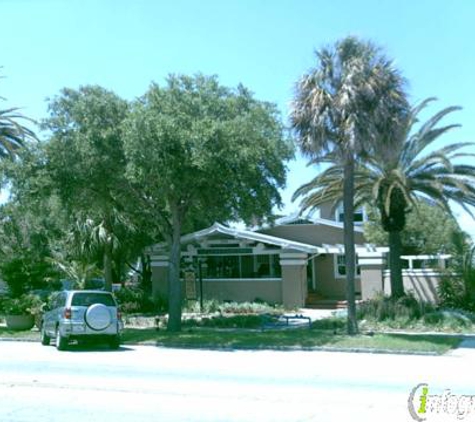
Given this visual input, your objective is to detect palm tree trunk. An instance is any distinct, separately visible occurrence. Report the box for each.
[167,206,183,332]
[343,153,358,335]
[389,230,404,298]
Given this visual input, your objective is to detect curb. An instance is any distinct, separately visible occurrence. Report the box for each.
[150,342,441,355]
[0,337,39,343]
[0,337,443,355]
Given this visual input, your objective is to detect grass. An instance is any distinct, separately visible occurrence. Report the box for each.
[120,327,461,354]
[0,326,40,340]
[0,315,463,355]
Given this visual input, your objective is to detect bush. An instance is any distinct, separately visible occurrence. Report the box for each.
[423,310,473,331]
[438,232,475,312]
[357,293,433,322]
[219,301,282,315]
[0,255,58,297]
[183,314,264,329]
[182,299,282,315]
[312,317,346,331]
[183,299,221,314]
[438,275,475,312]
[115,286,157,314]
[1,293,45,316]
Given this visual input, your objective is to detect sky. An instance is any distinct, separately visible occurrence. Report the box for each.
[1,0,474,235]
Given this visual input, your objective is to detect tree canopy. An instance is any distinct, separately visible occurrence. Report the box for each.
[290,36,408,334]
[43,86,131,291]
[364,200,462,255]
[123,74,293,331]
[293,98,475,297]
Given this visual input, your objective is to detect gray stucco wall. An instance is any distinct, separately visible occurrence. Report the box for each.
[281,265,307,308]
[152,266,168,300]
[384,270,441,303]
[201,279,282,303]
[360,267,384,300]
[313,255,362,299]
[152,264,282,304]
[262,224,366,246]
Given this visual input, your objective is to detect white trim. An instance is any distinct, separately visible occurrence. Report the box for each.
[384,269,445,277]
[334,254,361,279]
[151,261,169,267]
[334,202,367,226]
[275,214,365,233]
[311,257,317,290]
[401,254,451,260]
[400,254,451,270]
[279,252,308,259]
[200,278,282,283]
[359,258,385,266]
[151,222,320,254]
[280,259,308,266]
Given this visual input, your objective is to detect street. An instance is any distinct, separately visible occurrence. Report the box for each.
[0,340,474,421]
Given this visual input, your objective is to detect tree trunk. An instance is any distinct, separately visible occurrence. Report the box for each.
[103,241,113,292]
[140,253,152,295]
[389,230,404,298]
[343,153,358,335]
[167,208,182,332]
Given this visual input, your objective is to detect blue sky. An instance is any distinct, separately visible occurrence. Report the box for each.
[1,0,474,234]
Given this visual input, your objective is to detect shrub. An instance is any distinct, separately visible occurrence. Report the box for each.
[423,310,473,331]
[115,286,156,314]
[0,255,58,297]
[312,317,346,331]
[438,232,475,312]
[357,293,433,322]
[1,293,45,316]
[183,314,264,329]
[219,301,281,315]
[438,275,475,312]
[183,299,219,314]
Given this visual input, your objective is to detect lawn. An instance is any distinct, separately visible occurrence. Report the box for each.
[120,327,461,354]
[0,319,462,355]
[0,326,40,340]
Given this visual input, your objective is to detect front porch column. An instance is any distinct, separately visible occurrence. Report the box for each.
[150,255,169,301]
[280,252,308,308]
[358,252,385,300]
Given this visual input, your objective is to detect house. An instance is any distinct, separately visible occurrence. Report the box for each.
[148,204,447,308]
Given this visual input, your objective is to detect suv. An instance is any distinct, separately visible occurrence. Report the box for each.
[41,290,123,350]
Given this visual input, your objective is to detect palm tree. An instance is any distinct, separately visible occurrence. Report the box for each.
[290,37,408,334]
[293,98,475,298]
[0,107,35,158]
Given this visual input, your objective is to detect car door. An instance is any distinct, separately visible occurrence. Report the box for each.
[42,293,55,336]
[44,293,62,336]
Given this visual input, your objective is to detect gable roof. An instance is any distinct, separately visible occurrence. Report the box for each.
[150,222,387,256]
[275,213,364,233]
[179,222,320,254]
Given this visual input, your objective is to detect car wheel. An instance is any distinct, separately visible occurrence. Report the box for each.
[40,323,50,346]
[109,335,120,350]
[55,328,68,351]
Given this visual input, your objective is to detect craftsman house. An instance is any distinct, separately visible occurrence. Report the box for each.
[149,202,447,308]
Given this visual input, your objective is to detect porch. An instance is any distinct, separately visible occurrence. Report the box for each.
[148,223,388,309]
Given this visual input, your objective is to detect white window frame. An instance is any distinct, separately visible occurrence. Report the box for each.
[335,203,366,225]
[334,254,361,279]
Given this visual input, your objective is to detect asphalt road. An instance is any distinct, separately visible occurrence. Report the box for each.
[0,340,474,422]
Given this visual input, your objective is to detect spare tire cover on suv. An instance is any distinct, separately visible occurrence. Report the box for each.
[85,304,112,331]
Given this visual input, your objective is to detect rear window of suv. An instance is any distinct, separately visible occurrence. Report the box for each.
[71,293,116,307]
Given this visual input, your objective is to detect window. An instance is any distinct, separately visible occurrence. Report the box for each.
[335,203,365,225]
[195,254,281,279]
[335,255,361,278]
[71,292,116,307]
